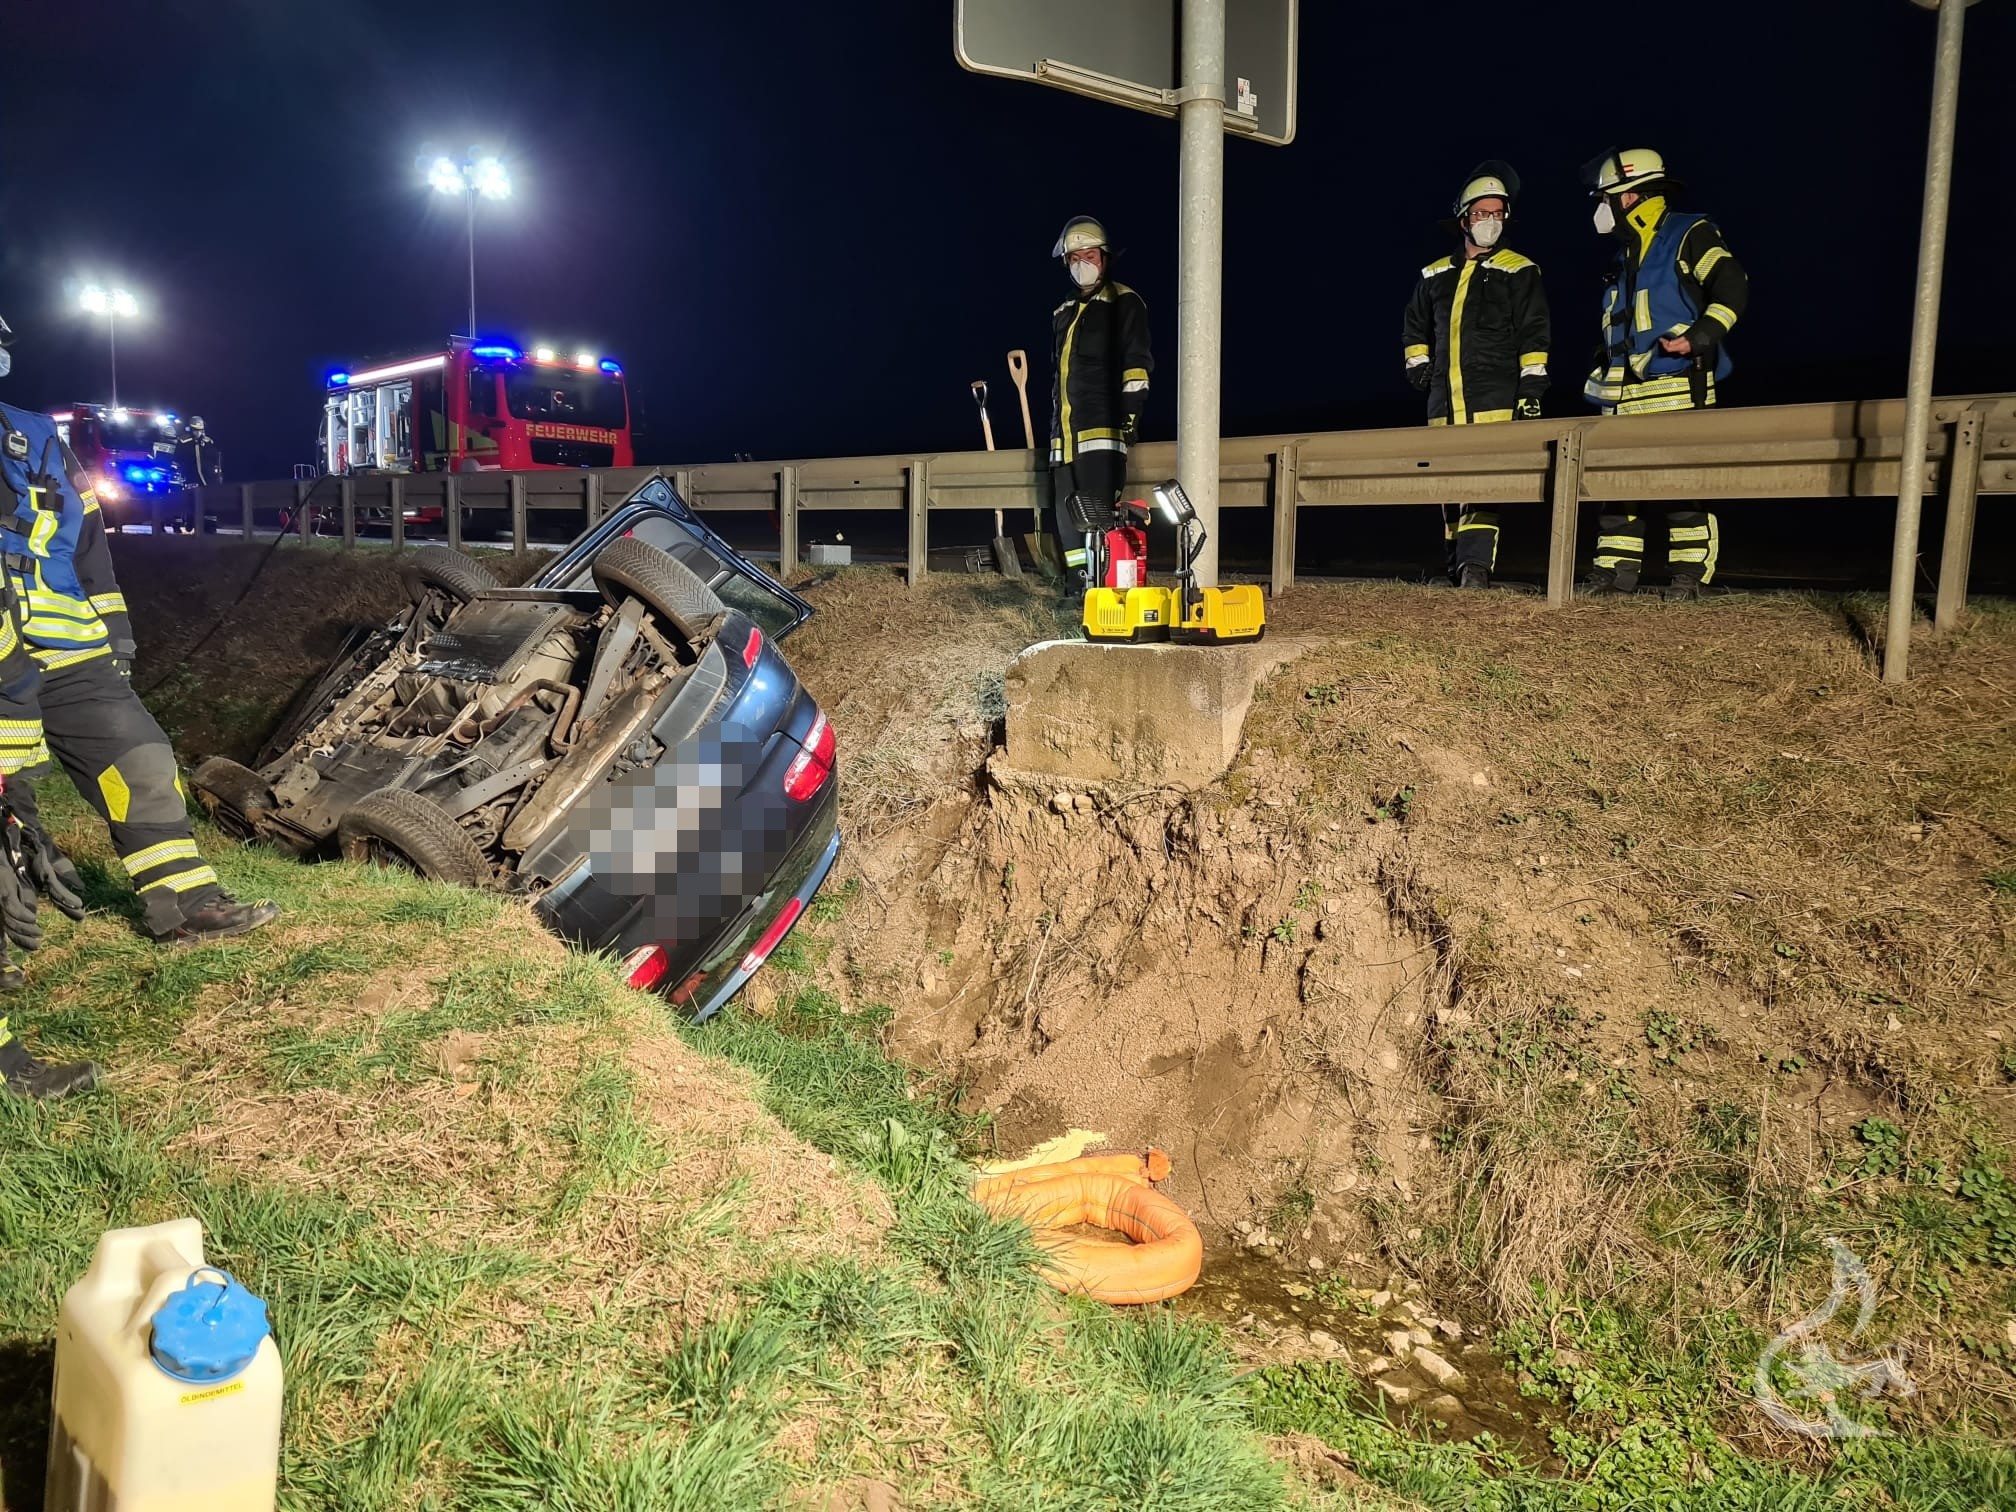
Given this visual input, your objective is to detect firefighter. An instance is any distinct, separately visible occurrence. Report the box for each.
[1581,147,1751,599]
[0,398,279,947]
[177,415,223,487]
[1402,161,1550,590]
[1048,216,1152,592]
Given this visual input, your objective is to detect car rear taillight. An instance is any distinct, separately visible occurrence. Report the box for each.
[739,897,804,976]
[622,944,670,991]
[743,626,764,668]
[782,711,835,801]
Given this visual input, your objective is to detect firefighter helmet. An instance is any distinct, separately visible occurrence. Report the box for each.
[1051,216,1109,258]
[189,416,206,432]
[1453,160,1520,216]
[1584,147,1670,196]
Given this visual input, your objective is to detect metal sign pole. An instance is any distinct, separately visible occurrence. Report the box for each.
[1177,0,1226,586]
[1883,0,1973,684]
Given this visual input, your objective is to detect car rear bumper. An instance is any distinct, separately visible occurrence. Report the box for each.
[679,799,842,1023]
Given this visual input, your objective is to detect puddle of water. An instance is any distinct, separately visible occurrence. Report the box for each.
[1177,1248,1562,1467]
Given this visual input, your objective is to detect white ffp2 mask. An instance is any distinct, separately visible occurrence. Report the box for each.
[1593,200,1617,236]
[1069,259,1101,288]
[1468,217,1503,248]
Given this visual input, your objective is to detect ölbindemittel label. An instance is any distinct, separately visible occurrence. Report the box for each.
[177,1380,247,1407]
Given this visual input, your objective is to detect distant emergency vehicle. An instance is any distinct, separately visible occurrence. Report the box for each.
[321,336,633,475]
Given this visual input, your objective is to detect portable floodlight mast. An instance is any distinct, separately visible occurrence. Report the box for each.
[955,0,1300,587]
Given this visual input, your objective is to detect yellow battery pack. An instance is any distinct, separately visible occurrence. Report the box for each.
[1083,586,1174,643]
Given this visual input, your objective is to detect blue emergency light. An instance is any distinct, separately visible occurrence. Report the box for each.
[599,360,622,374]
[327,371,349,387]
[471,344,518,359]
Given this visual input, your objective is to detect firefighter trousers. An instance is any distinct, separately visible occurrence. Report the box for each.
[0,654,222,936]
[1592,510,1720,586]
[1446,508,1500,577]
[1051,453,1128,587]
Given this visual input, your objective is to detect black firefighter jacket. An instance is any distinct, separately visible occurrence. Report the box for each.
[1402,247,1550,424]
[1048,280,1152,464]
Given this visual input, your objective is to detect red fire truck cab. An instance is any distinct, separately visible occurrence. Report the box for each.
[322,337,632,475]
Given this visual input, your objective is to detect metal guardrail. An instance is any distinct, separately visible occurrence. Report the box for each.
[192,392,2012,628]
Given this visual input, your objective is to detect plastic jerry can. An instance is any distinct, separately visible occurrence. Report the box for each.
[45,1217,283,1512]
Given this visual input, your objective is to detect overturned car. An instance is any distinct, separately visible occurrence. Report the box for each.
[192,477,838,1020]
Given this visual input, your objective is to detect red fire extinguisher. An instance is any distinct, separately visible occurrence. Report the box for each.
[1103,501,1151,590]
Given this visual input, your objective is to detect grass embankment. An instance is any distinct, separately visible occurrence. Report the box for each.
[0,782,1351,1512]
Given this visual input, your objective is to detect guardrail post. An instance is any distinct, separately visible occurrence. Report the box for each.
[1546,428,1585,607]
[906,457,929,587]
[584,471,602,527]
[238,482,254,539]
[388,476,405,551]
[1269,444,1299,597]
[778,465,800,580]
[1934,409,1985,633]
[295,479,313,544]
[445,476,462,551]
[340,477,357,549]
[509,473,528,553]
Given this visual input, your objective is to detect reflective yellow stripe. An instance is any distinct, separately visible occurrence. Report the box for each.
[1693,245,1729,281]
[140,865,219,895]
[1670,525,1711,542]
[122,839,202,876]
[1075,427,1123,442]
[1518,351,1548,368]
[89,593,127,615]
[1447,260,1478,424]
[0,1016,12,1049]
[1701,512,1720,585]
[27,511,59,556]
[1596,534,1642,551]
[1403,344,1430,361]
[31,645,113,670]
[1470,409,1515,424]
[1454,522,1497,532]
[1634,289,1652,333]
[1057,302,1088,463]
[1121,367,1149,384]
[1704,303,1738,331]
[1671,548,1709,563]
[0,719,41,737]
[80,492,100,516]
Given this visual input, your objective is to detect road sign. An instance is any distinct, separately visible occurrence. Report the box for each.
[954,0,1297,147]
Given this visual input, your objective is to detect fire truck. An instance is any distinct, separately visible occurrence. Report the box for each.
[321,336,633,475]
[52,404,190,523]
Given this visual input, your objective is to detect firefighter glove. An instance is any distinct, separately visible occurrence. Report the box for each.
[2,794,86,923]
[0,834,42,954]
[112,638,136,681]
[1516,396,1542,419]
[1406,361,1432,394]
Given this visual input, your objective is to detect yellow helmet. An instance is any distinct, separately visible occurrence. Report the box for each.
[1585,147,1670,196]
[1454,160,1519,215]
[1051,215,1109,258]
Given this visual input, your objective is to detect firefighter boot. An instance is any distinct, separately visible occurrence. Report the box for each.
[1459,564,1490,591]
[1582,563,1640,596]
[1663,575,1704,603]
[0,1018,100,1101]
[158,893,281,946]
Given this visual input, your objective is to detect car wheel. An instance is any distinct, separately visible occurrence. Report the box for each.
[400,545,499,607]
[337,788,491,888]
[189,757,274,842]
[591,537,725,644]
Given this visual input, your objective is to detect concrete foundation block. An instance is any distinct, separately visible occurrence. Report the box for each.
[993,638,1304,791]
[808,542,852,566]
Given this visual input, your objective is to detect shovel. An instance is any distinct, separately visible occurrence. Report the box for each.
[1006,350,1062,578]
[971,380,1023,578]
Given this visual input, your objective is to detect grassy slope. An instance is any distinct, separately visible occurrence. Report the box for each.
[0,781,1394,1512]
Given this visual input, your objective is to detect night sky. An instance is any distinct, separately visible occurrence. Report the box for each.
[5,1,2011,484]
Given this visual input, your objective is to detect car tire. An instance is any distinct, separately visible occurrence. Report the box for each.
[591,537,725,644]
[189,757,274,842]
[401,545,499,606]
[337,787,491,888]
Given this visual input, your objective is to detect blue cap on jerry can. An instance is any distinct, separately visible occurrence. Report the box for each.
[149,1270,271,1384]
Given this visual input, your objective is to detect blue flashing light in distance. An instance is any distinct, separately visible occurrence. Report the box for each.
[471,344,518,359]
[327,371,350,387]
[599,360,622,374]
